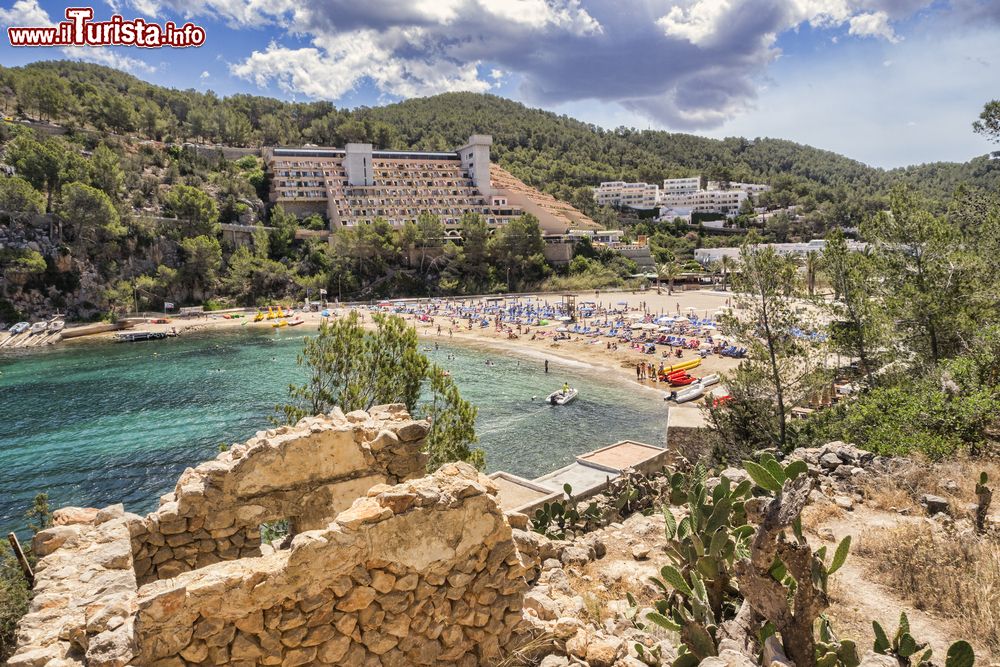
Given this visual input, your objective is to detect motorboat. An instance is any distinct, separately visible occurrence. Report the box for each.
[665,374,722,402]
[546,387,578,405]
[48,320,65,332]
[674,384,706,404]
[699,374,720,387]
[9,321,29,335]
[29,322,48,335]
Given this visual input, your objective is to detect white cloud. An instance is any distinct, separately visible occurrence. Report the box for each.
[849,11,902,42]
[0,0,52,26]
[657,1,735,46]
[698,26,999,166]
[123,0,971,134]
[1,0,155,73]
[478,0,601,34]
[62,47,157,73]
[231,29,494,100]
[200,70,210,79]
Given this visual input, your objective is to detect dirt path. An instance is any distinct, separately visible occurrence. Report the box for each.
[811,507,997,664]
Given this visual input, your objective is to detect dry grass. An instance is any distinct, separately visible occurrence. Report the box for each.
[859,457,1000,516]
[495,633,558,667]
[800,499,845,531]
[855,522,1000,656]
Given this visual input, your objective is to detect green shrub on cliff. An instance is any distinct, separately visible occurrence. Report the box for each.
[278,312,484,471]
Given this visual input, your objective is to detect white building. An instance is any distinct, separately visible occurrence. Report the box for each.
[707,180,771,195]
[661,176,701,197]
[594,181,659,210]
[597,176,770,218]
[660,188,749,217]
[694,239,868,266]
[567,228,625,247]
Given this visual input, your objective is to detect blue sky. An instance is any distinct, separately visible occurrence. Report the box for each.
[2,0,998,168]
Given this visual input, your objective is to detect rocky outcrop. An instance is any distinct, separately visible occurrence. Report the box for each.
[8,504,141,667]
[133,462,530,666]
[130,405,429,583]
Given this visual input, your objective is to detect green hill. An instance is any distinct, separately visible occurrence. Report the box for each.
[2,60,998,218]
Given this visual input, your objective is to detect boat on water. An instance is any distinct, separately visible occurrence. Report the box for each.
[272,319,288,328]
[665,374,722,402]
[546,387,578,405]
[48,320,65,332]
[114,331,176,343]
[674,384,706,404]
[29,322,48,335]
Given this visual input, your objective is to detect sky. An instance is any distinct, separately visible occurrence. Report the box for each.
[1,0,998,168]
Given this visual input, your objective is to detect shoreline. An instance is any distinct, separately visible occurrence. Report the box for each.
[22,289,743,394]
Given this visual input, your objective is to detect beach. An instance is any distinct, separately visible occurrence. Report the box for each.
[82,288,744,393]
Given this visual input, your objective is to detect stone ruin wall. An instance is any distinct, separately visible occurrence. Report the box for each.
[10,505,141,667]
[131,404,430,584]
[7,405,535,667]
[134,463,530,666]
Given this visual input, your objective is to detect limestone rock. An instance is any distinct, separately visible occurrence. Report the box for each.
[921,494,950,515]
[52,506,99,526]
[859,651,902,667]
[585,635,623,667]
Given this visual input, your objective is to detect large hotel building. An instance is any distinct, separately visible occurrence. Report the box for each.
[264,135,567,234]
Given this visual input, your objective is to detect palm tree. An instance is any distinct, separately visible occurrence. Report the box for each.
[804,250,821,296]
[717,255,734,291]
[657,261,682,295]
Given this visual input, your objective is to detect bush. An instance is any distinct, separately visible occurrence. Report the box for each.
[829,376,998,460]
[0,544,30,662]
[203,298,230,311]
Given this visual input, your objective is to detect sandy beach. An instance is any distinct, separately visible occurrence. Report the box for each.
[79,288,743,394]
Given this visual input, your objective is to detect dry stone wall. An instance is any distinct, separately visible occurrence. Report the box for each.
[130,405,429,583]
[8,505,141,667]
[133,463,531,666]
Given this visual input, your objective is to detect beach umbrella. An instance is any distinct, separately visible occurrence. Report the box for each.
[558,316,572,322]
[630,323,643,330]
[555,326,568,332]
[617,300,628,305]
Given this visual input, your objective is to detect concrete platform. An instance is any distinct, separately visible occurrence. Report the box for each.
[577,440,668,475]
[533,462,619,500]
[492,439,667,514]
[488,472,561,514]
[667,405,708,429]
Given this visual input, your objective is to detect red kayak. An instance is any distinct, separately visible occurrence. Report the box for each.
[670,375,696,386]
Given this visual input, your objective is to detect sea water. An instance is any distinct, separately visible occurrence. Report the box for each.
[0,327,665,534]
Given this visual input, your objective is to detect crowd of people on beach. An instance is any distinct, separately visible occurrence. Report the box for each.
[338,296,745,386]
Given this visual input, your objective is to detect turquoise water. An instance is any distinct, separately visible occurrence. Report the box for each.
[0,328,665,534]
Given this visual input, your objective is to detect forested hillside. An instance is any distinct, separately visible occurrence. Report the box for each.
[2,61,997,219]
[1,60,998,322]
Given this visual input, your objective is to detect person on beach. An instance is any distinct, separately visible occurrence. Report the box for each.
[545,359,549,373]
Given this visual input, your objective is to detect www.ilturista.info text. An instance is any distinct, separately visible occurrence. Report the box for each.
[7,7,205,48]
